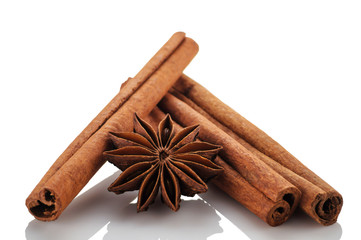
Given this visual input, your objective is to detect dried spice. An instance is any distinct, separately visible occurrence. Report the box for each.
[104,113,223,212]
[170,74,343,225]
[25,32,198,221]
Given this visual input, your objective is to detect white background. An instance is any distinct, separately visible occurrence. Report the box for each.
[1,1,360,239]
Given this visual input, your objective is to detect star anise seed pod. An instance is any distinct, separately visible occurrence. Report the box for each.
[104,113,223,212]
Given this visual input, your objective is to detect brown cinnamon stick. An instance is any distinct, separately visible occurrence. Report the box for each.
[158,94,301,226]
[145,107,294,226]
[172,74,343,225]
[26,33,198,221]
[212,157,292,227]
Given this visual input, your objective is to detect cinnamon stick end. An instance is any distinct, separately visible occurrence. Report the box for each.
[315,192,343,226]
[173,31,186,39]
[280,187,302,215]
[267,201,291,227]
[26,188,61,221]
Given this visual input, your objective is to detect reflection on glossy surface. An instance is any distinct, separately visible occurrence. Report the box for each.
[25,172,222,240]
[201,183,342,240]
[25,173,342,240]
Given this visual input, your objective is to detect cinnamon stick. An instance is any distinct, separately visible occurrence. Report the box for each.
[26,33,199,221]
[158,94,301,226]
[212,157,292,227]
[172,74,343,225]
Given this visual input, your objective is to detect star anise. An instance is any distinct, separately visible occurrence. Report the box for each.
[104,113,223,212]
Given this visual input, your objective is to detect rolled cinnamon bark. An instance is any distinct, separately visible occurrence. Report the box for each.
[26,33,198,221]
[172,74,343,225]
[212,157,291,227]
[145,107,293,226]
[158,94,301,225]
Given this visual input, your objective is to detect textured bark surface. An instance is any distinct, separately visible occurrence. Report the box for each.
[26,33,198,221]
[212,157,291,227]
[172,74,343,225]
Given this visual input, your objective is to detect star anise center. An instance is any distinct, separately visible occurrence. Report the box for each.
[158,149,169,162]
